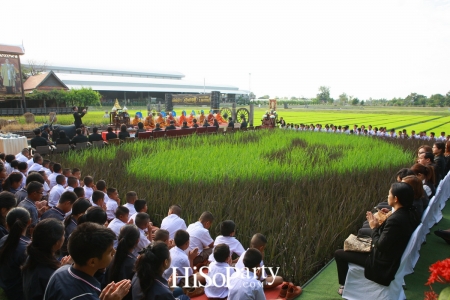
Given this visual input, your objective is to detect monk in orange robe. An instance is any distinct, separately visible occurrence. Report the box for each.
[207,111,215,125]
[178,110,187,126]
[165,112,178,127]
[131,114,141,126]
[198,111,206,125]
[155,113,166,129]
[144,114,155,130]
[215,112,227,124]
[187,111,195,127]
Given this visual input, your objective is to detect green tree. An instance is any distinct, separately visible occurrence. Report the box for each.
[339,93,348,105]
[249,92,256,100]
[429,94,445,107]
[66,87,101,107]
[351,97,360,105]
[317,86,331,103]
[258,95,270,99]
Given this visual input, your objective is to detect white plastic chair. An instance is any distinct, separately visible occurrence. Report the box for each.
[342,224,423,300]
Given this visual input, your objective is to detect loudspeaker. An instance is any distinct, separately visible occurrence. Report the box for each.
[165,94,173,112]
[211,91,220,110]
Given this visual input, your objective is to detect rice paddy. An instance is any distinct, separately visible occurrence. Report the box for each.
[55,129,427,285]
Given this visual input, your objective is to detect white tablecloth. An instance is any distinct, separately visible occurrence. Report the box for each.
[0,136,28,155]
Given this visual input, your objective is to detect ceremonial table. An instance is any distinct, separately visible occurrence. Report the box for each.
[0,135,28,155]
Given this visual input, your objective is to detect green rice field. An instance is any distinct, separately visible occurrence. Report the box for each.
[54,129,427,285]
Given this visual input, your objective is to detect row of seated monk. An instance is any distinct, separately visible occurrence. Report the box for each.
[131,111,231,130]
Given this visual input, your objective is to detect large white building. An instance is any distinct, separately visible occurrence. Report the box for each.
[42,65,248,103]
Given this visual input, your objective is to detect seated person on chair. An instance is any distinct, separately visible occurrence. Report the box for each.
[179,111,187,127]
[71,128,89,145]
[202,119,209,127]
[181,121,189,129]
[192,119,199,128]
[31,128,50,149]
[227,117,235,129]
[334,182,420,295]
[213,119,219,129]
[105,127,118,140]
[41,125,52,141]
[144,113,155,130]
[152,123,163,132]
[88,127,103,143]
[155,113,166,129]
[135,122,146,138]
[240,118,248,129]
[55,131,71,146]
[131,113,141,126]
[118,124,130,140]
[165,120,177,131]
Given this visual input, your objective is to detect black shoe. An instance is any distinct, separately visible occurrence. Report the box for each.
[435,230,450,245]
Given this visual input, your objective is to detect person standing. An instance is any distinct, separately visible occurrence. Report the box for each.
[72,106,86,129]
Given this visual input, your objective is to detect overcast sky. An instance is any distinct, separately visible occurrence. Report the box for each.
[2,0,449,100]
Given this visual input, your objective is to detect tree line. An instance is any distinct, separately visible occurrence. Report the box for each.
[257,86,450,107]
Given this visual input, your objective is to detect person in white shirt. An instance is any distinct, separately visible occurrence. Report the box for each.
[27,157,34,169]
[205,244,234,299]
[128,199,147,223]
[228,249,266,300]
[235,234,285,291]
[15,148,30,163]
[17,162,28,190]
[438,132,446,142]
[160,205,187,240]
[83,176,95,200]
[107,206,130,249]
[123,191,137,215]
[133,212,152,256]
[48,175,66,207]
[65,176,79,193]
[105,187,120,221]
[28,154,43,174]
[186,211,214,266]
[72,168,82,187]
[41,159,52,177]
[4,154,15,176]
[48,163,63,190]
[62,168,72,188]
[208,220,245,263]
[91,190,106,210]
[162,230,205,287]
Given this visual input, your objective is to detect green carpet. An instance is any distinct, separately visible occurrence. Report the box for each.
[300,201,450,300]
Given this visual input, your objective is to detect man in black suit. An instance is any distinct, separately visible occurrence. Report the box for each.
[88,127,103,142]
[153,123,163,132]
[227,117,234,129]
[30,128,49,149]
[41,125,52,141]
[135,122,147,138]
[181,121,189,129]
[105,127,118,140]
[72,106,86,129]
[71,128,89,145]
[165,120,177,131]
[240,118,248,129]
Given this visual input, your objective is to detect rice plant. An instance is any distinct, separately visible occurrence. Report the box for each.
[55,130,426,284]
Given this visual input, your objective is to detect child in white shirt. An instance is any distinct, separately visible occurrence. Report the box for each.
[205,244,234,299]
[160,205,187,240]
[208,220,245,263]
[107,206,129,249]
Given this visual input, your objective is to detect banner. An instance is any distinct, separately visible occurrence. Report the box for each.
[172,94,211,105]
[0,56,21,95]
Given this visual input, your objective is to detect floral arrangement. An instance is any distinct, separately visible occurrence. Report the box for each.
[425,259,450,300]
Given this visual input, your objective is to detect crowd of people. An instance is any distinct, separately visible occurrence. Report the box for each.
[278,121,450,141]
[333,143,450,295]
[0,147,303,299]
